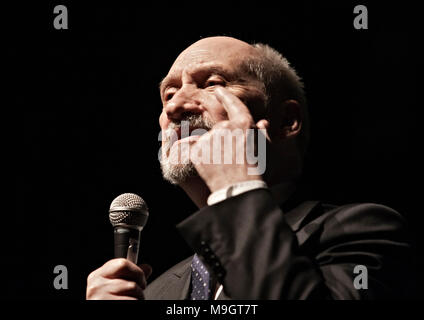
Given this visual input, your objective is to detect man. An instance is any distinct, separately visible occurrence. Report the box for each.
[86,36,414,299]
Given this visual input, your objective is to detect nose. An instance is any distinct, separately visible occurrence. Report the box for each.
[163,84,202,122]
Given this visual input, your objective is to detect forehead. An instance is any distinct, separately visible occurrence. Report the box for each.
[169,47,245,77]
[175,48,216,66]
[160,42,255,92]
[174,41,252,64]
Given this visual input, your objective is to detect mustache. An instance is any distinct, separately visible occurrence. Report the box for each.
[163,115,214,140]
[161,115,214,153]
[168,114,214,131]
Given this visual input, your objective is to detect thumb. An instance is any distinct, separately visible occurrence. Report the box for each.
[139,263,153,279]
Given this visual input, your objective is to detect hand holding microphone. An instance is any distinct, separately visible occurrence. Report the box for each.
[86,193,152,300]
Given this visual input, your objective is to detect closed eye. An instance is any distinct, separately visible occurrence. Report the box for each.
[204,77,226,88]
[164,92,174,101]
[164,88,177,101]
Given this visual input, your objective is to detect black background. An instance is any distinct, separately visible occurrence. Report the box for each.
[5,1,423,300]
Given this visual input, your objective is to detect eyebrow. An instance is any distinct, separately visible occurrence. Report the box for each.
[159,64,234,95]
[158,76,176,95]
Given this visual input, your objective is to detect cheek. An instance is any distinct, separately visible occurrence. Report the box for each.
[196,90,227,123]
[208,103,228,122]
[159,111,170,147]
[227,85,267,120]
[159,111,169,129]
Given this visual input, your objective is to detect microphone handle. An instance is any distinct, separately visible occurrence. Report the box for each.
[114,227,141,264]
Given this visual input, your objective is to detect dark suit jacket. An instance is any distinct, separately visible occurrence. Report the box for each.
[144,188,415,299]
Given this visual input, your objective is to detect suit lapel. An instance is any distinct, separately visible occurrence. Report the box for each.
[173,258,192,300]
[283,200,320,231]
[269,183,320,232]
[145,256,192,299]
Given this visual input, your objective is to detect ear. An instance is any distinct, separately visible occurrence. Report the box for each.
[278,99,302,140]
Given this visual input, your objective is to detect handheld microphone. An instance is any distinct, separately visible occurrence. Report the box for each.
[109,193,149,264]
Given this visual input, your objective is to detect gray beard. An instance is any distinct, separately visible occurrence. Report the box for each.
[160,158,198,185]
[159,115,213,185]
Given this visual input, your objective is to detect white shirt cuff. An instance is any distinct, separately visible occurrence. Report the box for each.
[207,180,268,206]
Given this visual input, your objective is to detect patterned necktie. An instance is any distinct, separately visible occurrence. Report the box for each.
[190,254,212,300]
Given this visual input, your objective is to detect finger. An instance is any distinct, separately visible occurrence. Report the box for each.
[256,119,271,141]
[86,276,145,300]
[106,295,138,300]
[92,294,139,300]
[139,264,153,279]
[214,86,254,125]
[88,295,138,300]
[107,279,145,299]
[101,258,146,288]
[112,296,140,300]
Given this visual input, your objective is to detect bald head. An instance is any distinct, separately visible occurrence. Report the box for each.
[172,36,259,71]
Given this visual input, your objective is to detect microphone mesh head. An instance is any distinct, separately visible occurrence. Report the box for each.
[109,193,149,229]
[110,193,148,211]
